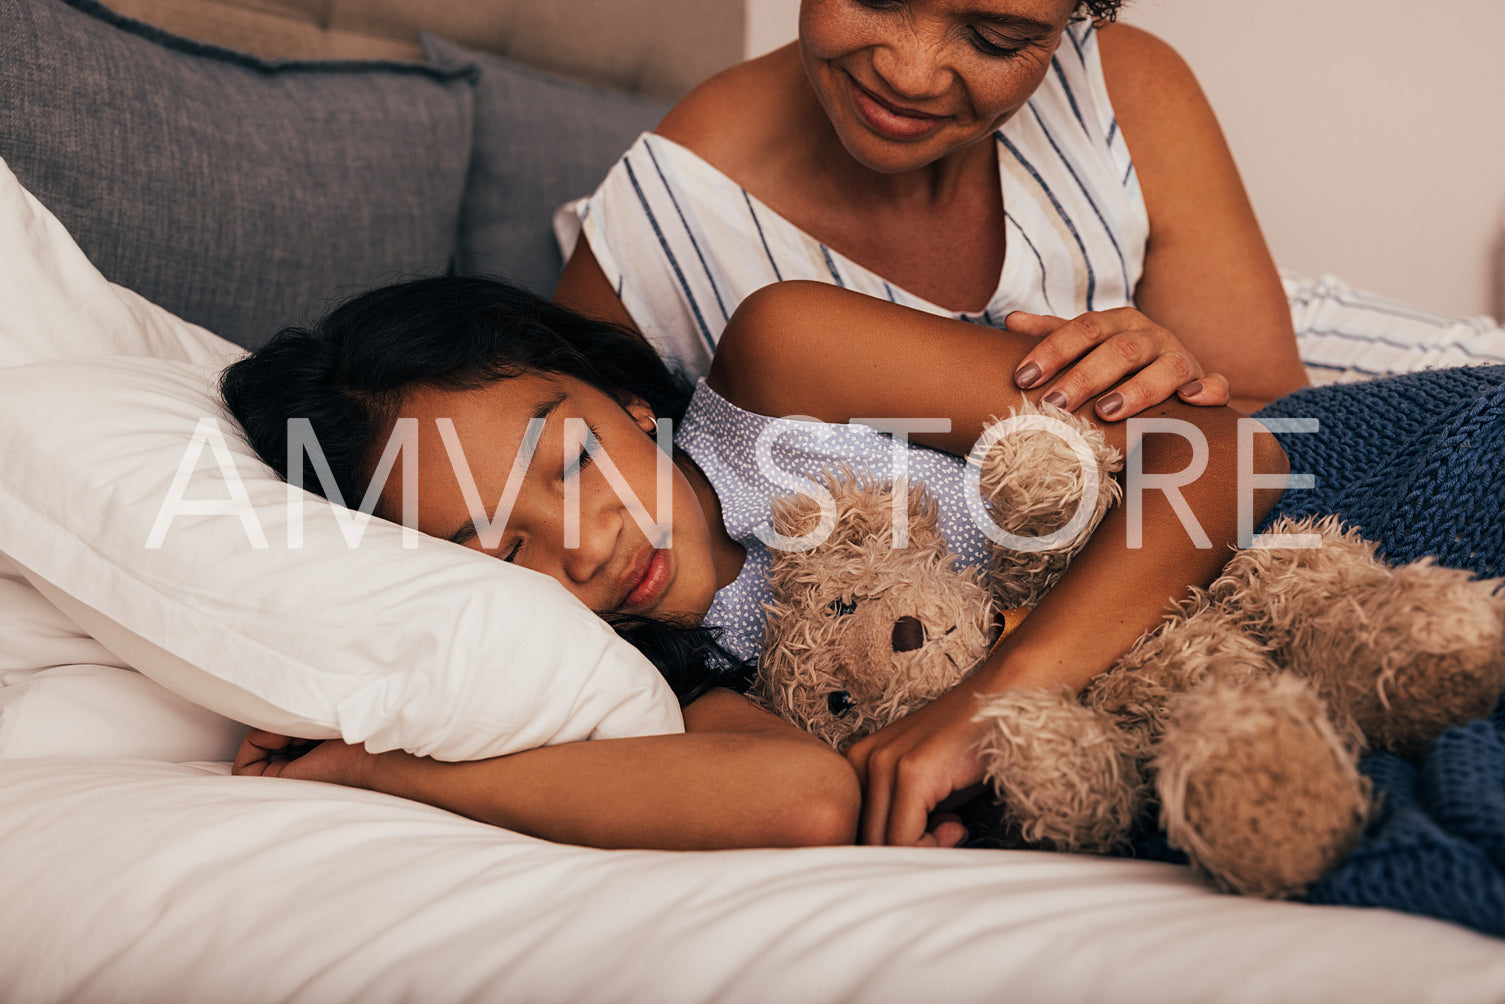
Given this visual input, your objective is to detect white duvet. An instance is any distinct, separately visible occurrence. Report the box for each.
[2,757,1502,1004]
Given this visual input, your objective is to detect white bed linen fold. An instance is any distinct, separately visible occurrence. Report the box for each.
[2,759,1501,1004]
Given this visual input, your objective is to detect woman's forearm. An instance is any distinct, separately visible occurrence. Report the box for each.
[351,691,861,850]
[713,282,1287,694]
[979,405,1287,693]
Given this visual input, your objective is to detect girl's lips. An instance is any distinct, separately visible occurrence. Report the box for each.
[847,76,946,142]
[622,548,672,611]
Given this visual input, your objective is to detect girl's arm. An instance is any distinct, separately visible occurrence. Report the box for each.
[233,689,862,850]
[708,281,1288,846]
[1014,25,1309,418]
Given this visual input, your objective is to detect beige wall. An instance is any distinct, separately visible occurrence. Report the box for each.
[744,0,1505,319]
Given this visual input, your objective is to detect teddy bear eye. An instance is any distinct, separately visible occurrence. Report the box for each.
[828,598,858,617]
[827,691,855,716]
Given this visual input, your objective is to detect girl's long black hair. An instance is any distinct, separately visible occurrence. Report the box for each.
[220,275,749,704]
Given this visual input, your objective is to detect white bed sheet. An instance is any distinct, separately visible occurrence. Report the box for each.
[1,758,1501,1004]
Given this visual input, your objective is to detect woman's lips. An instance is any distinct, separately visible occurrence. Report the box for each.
[847,76,946,142]
[622,548,672,611]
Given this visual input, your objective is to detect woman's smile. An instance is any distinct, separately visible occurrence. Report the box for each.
[846,72,948,142]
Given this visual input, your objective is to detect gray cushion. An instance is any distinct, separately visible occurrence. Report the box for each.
[0,0,474,348]
[423,35,668,296]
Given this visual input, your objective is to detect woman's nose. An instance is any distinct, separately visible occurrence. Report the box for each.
[870,27,948,100]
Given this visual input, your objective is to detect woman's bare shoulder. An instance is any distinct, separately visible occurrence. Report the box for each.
[1096,23,1203,123]
[654,44,808,179]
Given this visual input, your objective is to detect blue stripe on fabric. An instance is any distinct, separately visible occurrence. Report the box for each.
[1028,105,1130,297]
[1288,291,1452,328]
[1295,359,1389,376]
[998,130,1094,308]
[1051,58,1092,140]
[881,281,898,303]
[819,245,846,287]
[743,190,784,282]
[644,139,731,323]
[1065,21,1087,65]
[1300,326,1495,358]
[1123,161,1135,187]
[1106,119,1118,145]
[623,157,715,354]
[1005,211,1059,315]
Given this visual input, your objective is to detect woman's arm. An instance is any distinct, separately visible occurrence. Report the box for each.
[1012,25,1308,418]
[233,689,861,851]
[709,281,1289,845]
[554,240,639,331]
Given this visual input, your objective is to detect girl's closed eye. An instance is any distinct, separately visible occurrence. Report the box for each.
[500,539,523,563]
[564,421,603,479]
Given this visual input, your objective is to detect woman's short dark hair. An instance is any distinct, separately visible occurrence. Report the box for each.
[1077,0,1126,22]
[221,275,692,512]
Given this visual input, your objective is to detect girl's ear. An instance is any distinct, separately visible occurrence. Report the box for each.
[625,396,658,434]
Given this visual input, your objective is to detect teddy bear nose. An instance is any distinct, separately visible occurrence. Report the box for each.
[892,616,927,652]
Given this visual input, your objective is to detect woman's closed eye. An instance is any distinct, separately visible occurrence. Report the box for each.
[966,26,1029,60]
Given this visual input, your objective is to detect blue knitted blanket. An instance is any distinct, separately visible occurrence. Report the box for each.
[1255,367,1505,934]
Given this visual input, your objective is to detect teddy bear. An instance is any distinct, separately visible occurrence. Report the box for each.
[757,404,1505,898]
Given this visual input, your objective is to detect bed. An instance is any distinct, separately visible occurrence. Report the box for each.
[3,1,1505,1001]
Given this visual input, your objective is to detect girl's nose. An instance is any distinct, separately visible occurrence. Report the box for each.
[560,497,622,587]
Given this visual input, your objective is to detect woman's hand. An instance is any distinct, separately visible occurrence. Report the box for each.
[1007,308,1231,420]
[232,730,379,787]
[843,679,996,848]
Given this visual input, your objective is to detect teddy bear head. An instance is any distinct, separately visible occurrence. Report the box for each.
[757,471,996,750]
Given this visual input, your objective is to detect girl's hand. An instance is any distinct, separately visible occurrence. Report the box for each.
[843,681,994,848]
[232,730,378,788]
[1007,308,1231,420]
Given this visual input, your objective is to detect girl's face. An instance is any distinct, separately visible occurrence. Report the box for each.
[380,373,720,622]
[799,0,1077,174]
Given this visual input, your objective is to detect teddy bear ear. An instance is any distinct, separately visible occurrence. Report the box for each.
[978,402,1125,608]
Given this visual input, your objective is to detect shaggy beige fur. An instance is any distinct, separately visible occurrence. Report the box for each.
[758,405,1505,899]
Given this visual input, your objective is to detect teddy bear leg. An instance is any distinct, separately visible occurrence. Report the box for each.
[1212,516,1505,760]
[975,688,1147,853]
[1154,672,1371,899]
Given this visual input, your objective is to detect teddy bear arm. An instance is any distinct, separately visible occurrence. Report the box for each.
[974,688,1148,853]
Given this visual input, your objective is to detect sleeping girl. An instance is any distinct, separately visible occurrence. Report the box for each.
[221,275,1505,850]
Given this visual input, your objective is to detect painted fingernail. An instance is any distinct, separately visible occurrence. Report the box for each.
[1179,380,1205,397]
[1015,362,1041,388]
[1097,392,1124,417]
[1042,390,1068,409]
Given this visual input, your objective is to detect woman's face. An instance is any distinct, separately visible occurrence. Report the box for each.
[799,0,1078,173]
[378,373,720,622]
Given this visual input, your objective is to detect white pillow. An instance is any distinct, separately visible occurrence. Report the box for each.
[0,356,682,759]
[0,153,254,761]
[0,153,681,761]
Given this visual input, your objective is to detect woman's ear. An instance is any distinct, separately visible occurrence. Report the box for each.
[624,396,658,434]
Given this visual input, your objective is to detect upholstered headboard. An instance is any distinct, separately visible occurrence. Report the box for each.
[98,0,744,101]
[1,0,732,347]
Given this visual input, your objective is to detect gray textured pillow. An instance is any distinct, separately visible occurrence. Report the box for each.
[0,0,475,349]
[423,35,669,296]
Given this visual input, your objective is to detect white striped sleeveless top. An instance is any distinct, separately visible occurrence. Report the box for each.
[569,20,1146,379]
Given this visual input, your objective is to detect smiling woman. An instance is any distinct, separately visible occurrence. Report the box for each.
[557,0,1305,412]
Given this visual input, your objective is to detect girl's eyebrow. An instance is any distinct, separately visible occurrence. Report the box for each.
[446,389,570,546]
